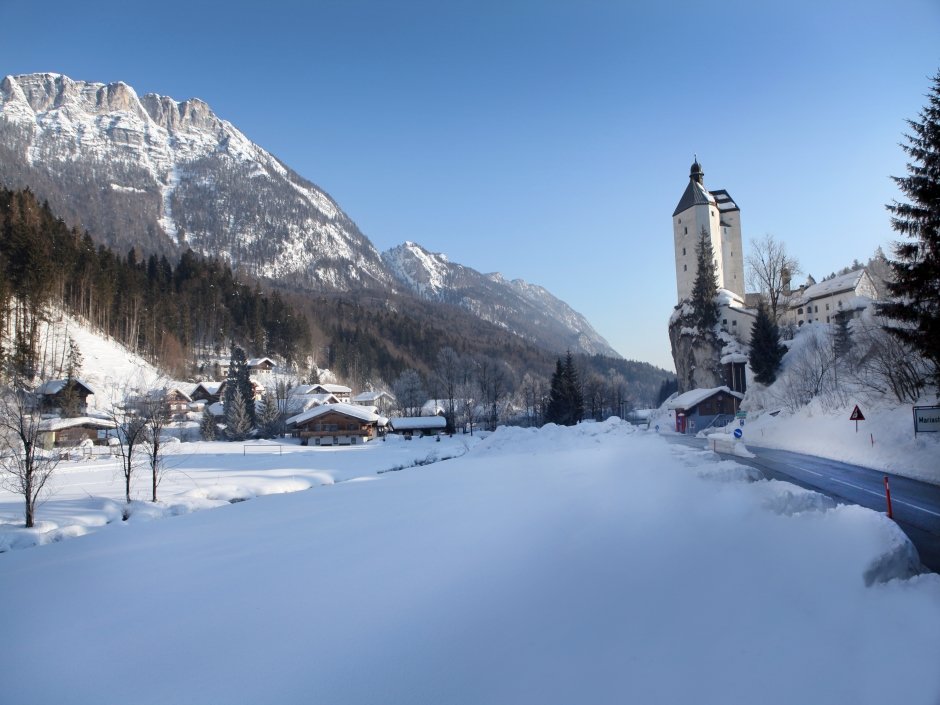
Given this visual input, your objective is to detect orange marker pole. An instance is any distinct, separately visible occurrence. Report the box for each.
[884,475,893,519]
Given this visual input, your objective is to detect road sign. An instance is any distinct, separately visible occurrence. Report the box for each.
[850,404,865,432]
[735,411,747,419]
[733,428,743,439]
[913,405,940,436]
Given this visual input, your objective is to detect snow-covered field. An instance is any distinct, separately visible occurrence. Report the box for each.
[2,420,939,705]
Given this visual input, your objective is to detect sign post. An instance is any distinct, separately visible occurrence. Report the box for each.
[913,405,940,437]
[850,404,865,432]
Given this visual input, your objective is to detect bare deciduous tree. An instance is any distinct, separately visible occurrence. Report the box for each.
[747,234,802,321]
[0,383,62,527]
[852,318,929,403]
[139,389,171,502]
[392,369,426,418]
[104,391,148,506]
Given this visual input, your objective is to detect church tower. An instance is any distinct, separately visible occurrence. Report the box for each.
[672,159,745,303]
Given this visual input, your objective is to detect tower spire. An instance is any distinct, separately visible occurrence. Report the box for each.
[690,156,704,185]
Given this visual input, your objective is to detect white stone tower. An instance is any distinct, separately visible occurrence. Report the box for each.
[672,159,745,303]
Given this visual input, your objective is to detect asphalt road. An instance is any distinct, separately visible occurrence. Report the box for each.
[663,433,940,573]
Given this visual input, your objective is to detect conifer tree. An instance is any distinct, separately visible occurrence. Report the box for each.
[749,302,786,385]
[224,345,256,428]
[832,310,853,358]
[562,350,584,424]
[878,69,940,386]
[200,407,218,441]
[257,390,282,438]
[691,227,720,331]
[545,352,584,426]
[224,387,253,441]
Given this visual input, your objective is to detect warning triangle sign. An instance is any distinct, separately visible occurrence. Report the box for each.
[850,405,865,421]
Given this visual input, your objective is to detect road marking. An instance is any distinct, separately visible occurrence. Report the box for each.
[821,476,940,518]
[893,499,940,518]
[828,476,885,498]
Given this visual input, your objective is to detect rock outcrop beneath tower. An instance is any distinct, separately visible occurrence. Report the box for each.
[668,304,726,394]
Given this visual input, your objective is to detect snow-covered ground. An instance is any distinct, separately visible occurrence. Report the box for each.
[739,399,940,484]
[2,420,939,705]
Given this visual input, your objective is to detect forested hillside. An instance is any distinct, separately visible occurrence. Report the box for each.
[0,187,309,378]
[1,187,674,406]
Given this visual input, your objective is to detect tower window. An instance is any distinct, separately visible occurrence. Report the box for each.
[683,265,687,271]
[682,248,686,256]
[684,227,688,235]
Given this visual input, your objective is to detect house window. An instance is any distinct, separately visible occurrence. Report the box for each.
[732,320,737,326]
[826,316,830,323]
[838,300,842,307]
[722,319,728,325]
[798,307,803,314]
[815,305,819,313]
[825,303,830,311]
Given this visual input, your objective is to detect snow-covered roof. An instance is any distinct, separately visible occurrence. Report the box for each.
[667,386,743,411]
[285,402,381,428]
[282,392,339,414]
[352,390,395,403]
[318,383,352,394]
[390,416,448,431]
[36,378,96,396]
[421,399,449,416]
[247,357,276,368]
[207,401,225,417]
[39,416,116,432]
[194,381,223,395]
[794,270,868,304]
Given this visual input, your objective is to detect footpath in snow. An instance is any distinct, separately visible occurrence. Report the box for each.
[1,420,939,705]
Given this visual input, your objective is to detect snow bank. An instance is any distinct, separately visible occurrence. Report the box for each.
[741,398,940,484]
[1,424,939,705]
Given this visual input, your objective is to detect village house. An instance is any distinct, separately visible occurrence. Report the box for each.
[783,269,879,328]
[35,379,95,416]
[352,390,396,416]
[247,357,276,378]
[285,403,385,446]
[191,381,224,405]
[306,383,352,403]
[667,386,743,434]
[38,416,117,449]
[388,416,447,438]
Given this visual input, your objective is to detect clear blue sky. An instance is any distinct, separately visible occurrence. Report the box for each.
[2,0,938,369]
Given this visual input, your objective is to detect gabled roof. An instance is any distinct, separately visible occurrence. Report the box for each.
[247,357,276,368]
[673,179,716,217]
[667,386,743,411]
[35,378,96,396]
[193,381,223,395]
[285,402,381,428]
[352,390,395,403]
[793,269,871,305]
[38,416,116,432]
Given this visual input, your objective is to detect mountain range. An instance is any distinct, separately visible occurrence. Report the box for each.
[0,72,618,358]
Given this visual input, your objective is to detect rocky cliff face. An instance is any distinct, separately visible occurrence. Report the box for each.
[0,72,391,290]
[383,241,621,358]
[668,303,726,393]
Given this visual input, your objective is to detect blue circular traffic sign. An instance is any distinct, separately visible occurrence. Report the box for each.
[733,428,743,439]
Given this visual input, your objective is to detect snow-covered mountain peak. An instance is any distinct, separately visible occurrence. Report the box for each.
[383,241,451,295]
[0,72,391,290]
[382,241,622,358]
